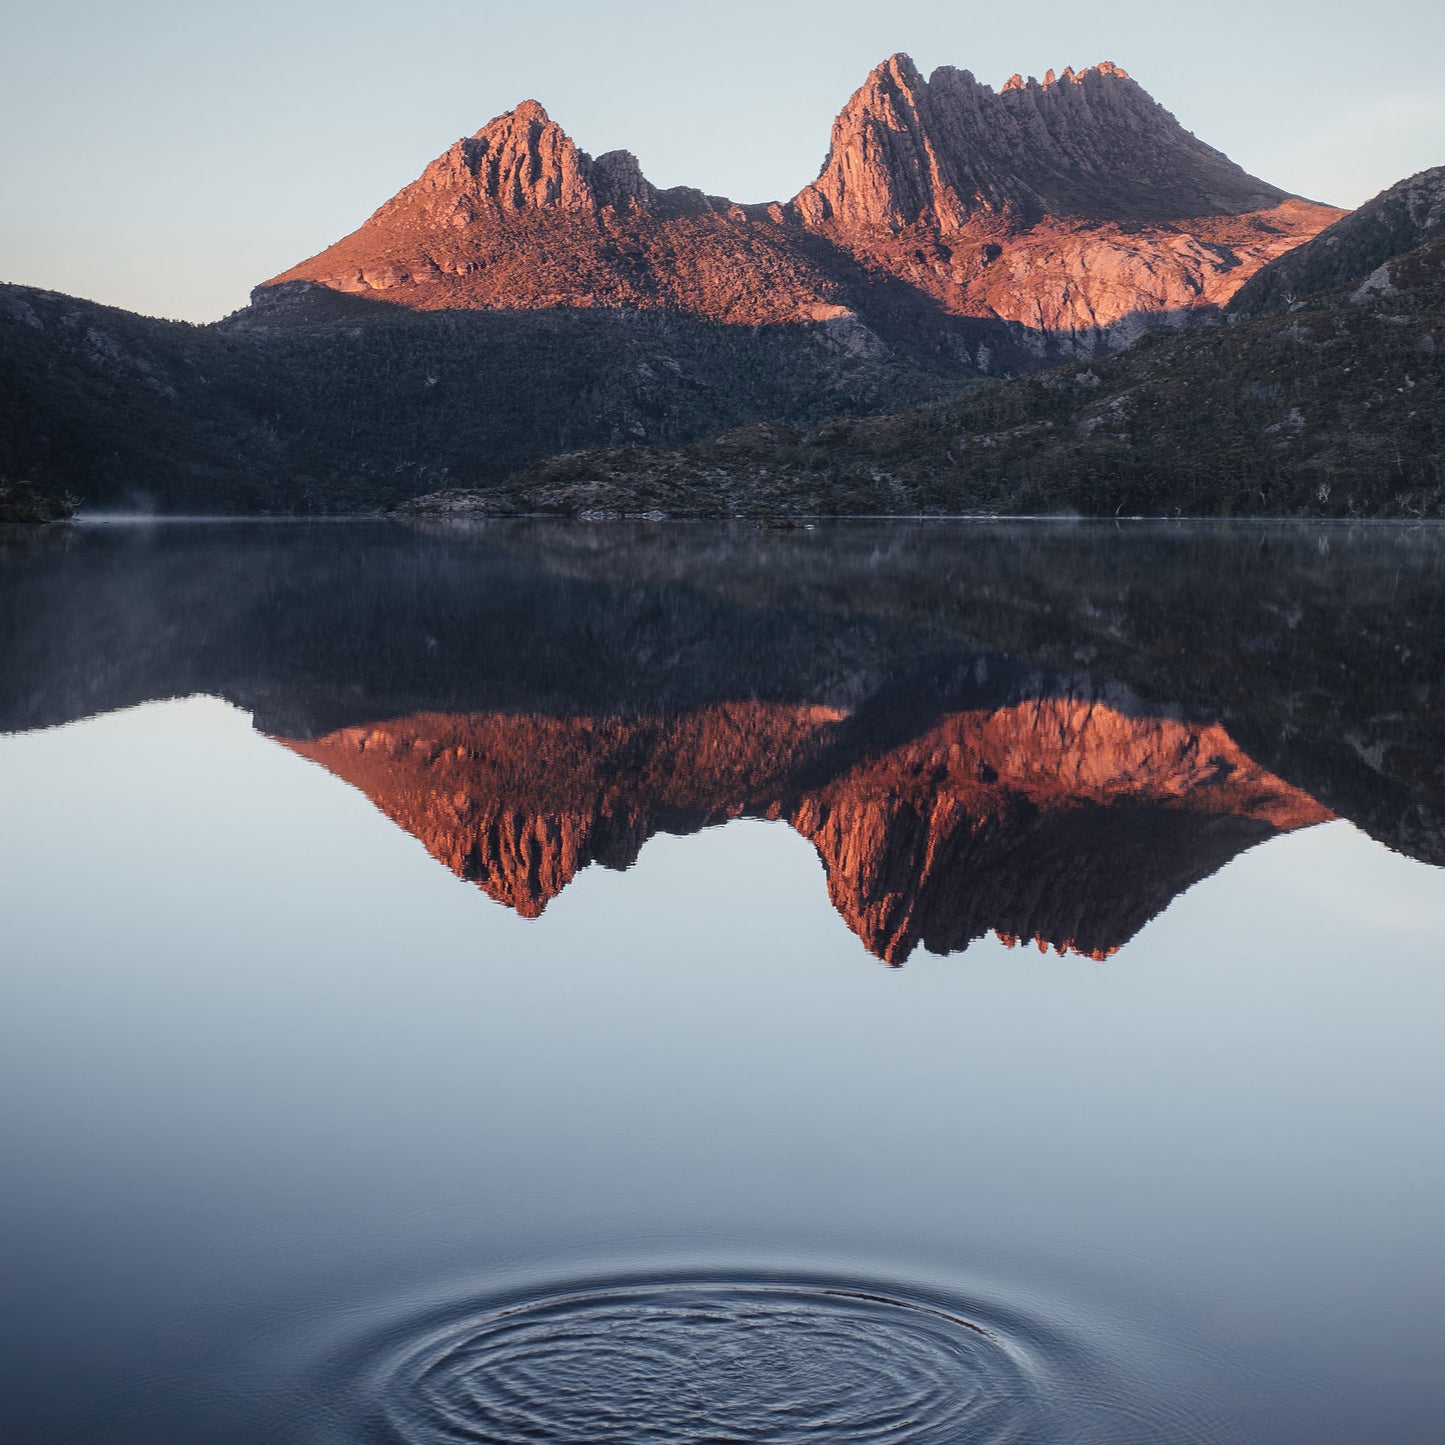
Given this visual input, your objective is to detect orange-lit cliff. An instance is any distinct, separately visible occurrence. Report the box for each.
[259,57,1341,352]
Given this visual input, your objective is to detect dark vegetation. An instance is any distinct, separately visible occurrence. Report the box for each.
[0,477,76,523]
[0,284,953,513]
[481,234,1445,520]
[2,168,1441,518]
[1230,165,1445,314]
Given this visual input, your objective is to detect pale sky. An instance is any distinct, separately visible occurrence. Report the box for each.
[3,0,1441,322]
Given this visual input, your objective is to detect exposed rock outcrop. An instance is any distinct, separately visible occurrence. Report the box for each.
[259,102,854,331]
[789,56,1333,339]
[800,57,1287,228]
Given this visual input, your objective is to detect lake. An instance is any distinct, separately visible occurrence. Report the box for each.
[2,519,1443,1444]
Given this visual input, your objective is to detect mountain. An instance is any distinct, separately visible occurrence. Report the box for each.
[279,699,1329,964]
[802,59,1282,227]
[792,57,1334,340]
[0,56,1346,513]
[482,170,1444,520]
[262,56,1339,355]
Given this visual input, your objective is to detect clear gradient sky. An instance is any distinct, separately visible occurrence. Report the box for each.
[3,0,1441,322]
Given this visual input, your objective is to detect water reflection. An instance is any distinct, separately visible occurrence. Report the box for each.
[278,699,1330,963]
[4,520,1445,1445]
[3,518,1441,960]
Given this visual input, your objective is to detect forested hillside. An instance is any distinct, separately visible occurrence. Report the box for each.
[474,233,1444,519]
[0,285,947,512]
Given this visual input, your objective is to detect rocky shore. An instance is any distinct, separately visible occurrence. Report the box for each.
[0,480,76,524]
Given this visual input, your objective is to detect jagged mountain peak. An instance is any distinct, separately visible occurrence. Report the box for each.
[259,55,1340,348]
[796,53,1293,230]
[861,53,1133,98]
[406,100,668,222]
[382,99,598,217]
[995,60,1133,92]
[489,97,553,128]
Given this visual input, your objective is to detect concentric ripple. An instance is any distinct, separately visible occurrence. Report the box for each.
[345,1278,1073,1444]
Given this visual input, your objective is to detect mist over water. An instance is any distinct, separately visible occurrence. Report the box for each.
[2,520,1443,1443]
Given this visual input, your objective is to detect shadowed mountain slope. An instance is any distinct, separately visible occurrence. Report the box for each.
[0,283,945,512]
[1230,166,1445,315]
[484,186,1444,520]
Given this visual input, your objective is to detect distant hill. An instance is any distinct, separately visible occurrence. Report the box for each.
[0,284,948,512]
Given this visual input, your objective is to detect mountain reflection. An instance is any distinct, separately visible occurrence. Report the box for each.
[3,519,1440,963]
[278,698,1330,963]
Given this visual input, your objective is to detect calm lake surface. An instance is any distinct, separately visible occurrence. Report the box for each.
[2,519,1443,1444]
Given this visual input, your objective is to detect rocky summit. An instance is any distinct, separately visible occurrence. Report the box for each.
[260,54,1340,359]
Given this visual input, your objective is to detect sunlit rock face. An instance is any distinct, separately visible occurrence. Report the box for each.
[279,699,1332,964]
[256,56,1341,355]
[793,56,1337,341]
[258,103,855,329]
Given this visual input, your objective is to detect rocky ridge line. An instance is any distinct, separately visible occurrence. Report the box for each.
[259,55,1341,352]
